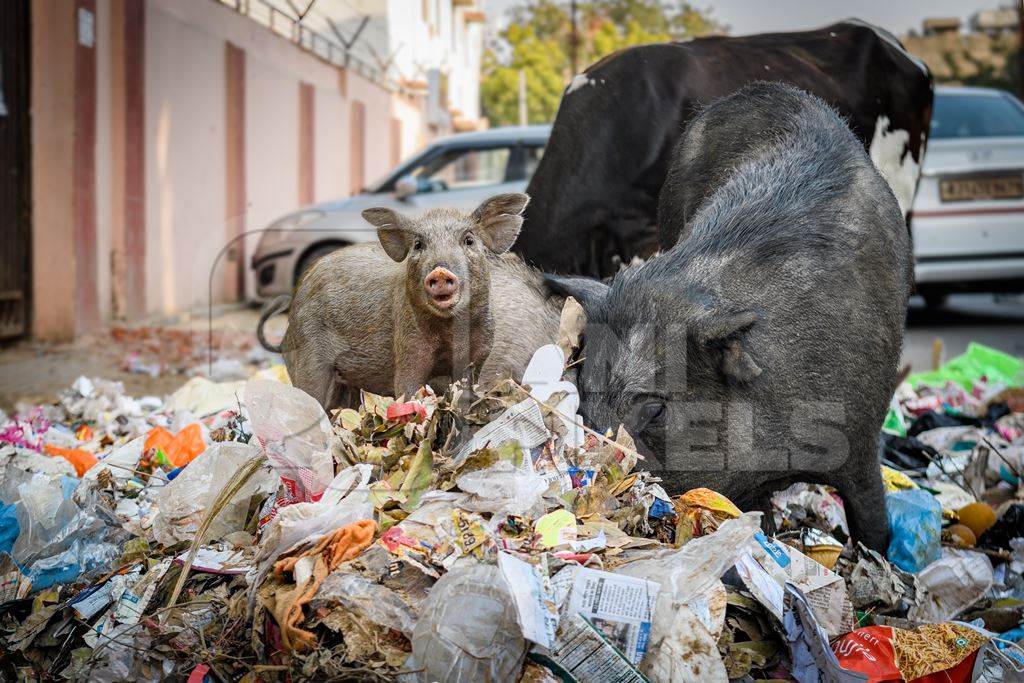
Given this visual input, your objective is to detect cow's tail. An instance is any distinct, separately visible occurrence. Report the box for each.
[256,295,291,353]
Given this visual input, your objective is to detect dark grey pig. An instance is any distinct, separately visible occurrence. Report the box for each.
[547,83,912,552]
[270,194,562,408]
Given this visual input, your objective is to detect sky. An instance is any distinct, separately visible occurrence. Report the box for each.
[481,0,1004,37]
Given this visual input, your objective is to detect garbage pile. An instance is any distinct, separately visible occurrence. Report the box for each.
[1,310,1024,680]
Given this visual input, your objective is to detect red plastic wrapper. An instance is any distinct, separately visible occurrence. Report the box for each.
[831,623,986,683]
[74,424,94,442]
[386,401,427,423]
[902,395,943,417]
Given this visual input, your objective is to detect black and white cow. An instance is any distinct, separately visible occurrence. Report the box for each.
[515,20,933,276]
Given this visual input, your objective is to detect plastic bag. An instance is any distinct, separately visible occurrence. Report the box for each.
[42,444,98,477]
[12,472,125,589]
[256,464,374,565]
[411,563,526,683]
[83,436,145,484]
[244,380,335,505]
[619,512,760,605]
[151,442,276,547]
[832,622,988,682]
[772,482,849,541]
[886,489,942,573]
[784,584,866,683]
[24,537,121,591]
[164,376,247,416]
[906,342,1024,391]
[12,472,86,564]
[248,464,374,610]
[909,549,993,622]
[0,501,18,554]
[455,460,548,518]
[313,572,418,636]
[143,424,206,468]
[979,503,1024,551]
[617,512,761,679]
[1,448,77,481]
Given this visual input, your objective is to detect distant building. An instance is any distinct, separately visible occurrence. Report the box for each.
[922,17,961,36]
[1,0,485,342]
[902,6,1019,83]
[971,8,1018,36]
[260,0,486,130]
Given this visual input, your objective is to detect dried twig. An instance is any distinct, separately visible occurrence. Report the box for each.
[983,437,1021,482]
[165,453,267,609]
[98,460,170,482]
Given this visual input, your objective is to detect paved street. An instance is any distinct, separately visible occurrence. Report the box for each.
[903,293,1024,373]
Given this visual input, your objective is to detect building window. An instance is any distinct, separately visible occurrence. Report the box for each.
[408,147,512,192]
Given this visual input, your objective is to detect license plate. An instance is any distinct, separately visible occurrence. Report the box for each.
[939,174,1024,202]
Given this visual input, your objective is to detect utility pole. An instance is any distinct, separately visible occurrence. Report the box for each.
[570,0,578,75]
[518,69,528,126]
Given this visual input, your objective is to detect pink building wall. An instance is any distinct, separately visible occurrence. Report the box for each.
[29,0,437,340]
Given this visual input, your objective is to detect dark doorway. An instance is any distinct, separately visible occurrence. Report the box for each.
[0,0,31,340]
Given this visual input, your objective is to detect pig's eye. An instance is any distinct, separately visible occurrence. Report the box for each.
[464,234,475,246]
[634,395,667,431]
[413,239,423,251]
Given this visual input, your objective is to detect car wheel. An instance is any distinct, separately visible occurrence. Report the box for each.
[295,243,346,284]
[921,291,949,309]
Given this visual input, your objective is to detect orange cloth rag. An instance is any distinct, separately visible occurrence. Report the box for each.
[44,445,99,477]
[271,519,377,652]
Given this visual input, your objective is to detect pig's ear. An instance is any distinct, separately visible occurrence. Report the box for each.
[362,208,409,261]
[696,310,762,384]
[544,275,609,311]
[472,193,530,253]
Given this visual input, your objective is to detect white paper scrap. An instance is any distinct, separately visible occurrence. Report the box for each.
[498,552,559,649]
[455,398,549,461]
[70,581,116,620]
[566,567,659,664]
[737,531,854,638]
[175,547,252,575]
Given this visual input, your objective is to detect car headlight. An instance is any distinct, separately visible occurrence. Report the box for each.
[259,210,325,247]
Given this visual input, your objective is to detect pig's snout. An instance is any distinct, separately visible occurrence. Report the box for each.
[425,267,460,309]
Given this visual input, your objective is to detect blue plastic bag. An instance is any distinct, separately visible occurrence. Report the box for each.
[886,489,942,573]
[0,501,18,555]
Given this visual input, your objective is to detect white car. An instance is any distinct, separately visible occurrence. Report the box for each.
[911,86,1024,306]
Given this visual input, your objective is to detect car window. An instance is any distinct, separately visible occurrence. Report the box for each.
[524,145,545,179]
[931,93,1024,139]
[411,147,511,193]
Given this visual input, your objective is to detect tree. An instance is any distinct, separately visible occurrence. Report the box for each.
[481,1,725,126]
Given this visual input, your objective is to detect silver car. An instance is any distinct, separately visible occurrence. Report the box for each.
[911,86,1024,306]
[251,125,550,299]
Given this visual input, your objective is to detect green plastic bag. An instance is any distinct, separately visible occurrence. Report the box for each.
[906,342,1024,391]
